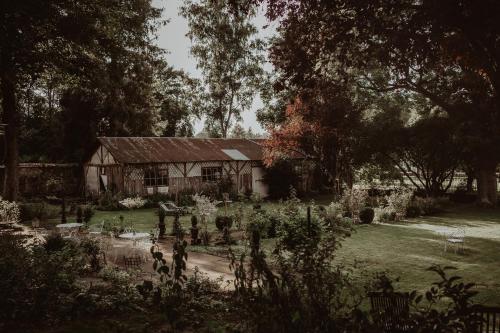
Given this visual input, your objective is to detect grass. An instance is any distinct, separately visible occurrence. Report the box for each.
[334,205,500,306]
[41,199,500,306]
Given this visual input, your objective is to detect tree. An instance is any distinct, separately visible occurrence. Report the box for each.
[264,88,363,193]
[0,0,163,199]
[152,63,203,137]
[181,0,265,138]
[247,0,500,205]
[230,123,247,138]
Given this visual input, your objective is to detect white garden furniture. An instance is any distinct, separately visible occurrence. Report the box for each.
[444,228,465,254]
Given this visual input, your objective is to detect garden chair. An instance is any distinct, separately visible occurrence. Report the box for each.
[470,305,500,333]
[110,235,128,262]
[159,201,189,216]
[369,292,411,333]
[31,219,48,239]
[444,228,465,254]
[88,221,105,237]
[123,254,143,274]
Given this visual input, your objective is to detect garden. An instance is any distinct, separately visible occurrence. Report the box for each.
[0,184,498,332]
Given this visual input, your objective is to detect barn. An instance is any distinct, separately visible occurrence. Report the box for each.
[84,137,293,198]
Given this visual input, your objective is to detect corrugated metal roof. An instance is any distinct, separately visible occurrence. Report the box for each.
[221,149,250,161]
[96,137,265,164]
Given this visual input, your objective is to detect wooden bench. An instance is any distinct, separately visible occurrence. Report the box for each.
[369,292,411,333]
[471,305,500,333]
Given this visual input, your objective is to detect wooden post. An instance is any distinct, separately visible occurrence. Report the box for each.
[307,206,311,236]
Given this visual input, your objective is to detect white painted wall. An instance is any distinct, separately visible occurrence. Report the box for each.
[252,166,268,198]
[85,166,99,193]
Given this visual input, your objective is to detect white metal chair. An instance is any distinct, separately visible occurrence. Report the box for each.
[89,221,105,236]
[444,228,465,254]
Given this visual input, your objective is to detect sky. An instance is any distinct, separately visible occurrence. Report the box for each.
[153,0,275,134]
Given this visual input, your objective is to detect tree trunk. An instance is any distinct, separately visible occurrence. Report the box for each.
[476,161,497,206]
[465,170,474,193]
[0,72,19,201]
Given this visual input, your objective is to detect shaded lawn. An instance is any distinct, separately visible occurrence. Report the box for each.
[335,205,500,306]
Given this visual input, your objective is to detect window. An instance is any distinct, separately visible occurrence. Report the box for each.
[202,167,222,183]
[144,167,169,187]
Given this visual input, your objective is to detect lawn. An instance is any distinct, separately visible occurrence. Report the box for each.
[334,205,500,306]
[43,200,500,306]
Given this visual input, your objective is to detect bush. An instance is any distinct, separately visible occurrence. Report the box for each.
[0,233,84,324]
[406,196,449,217]
[375,207,396,222]
[263,159,300,199]
[450,189,476,203]
[359,207,375,224]
[19,202,59,221]
[82,205,95,223]
[385,187,413,221]
[340,188,369,216]
[215,215,233,231]
[97,191,123,210]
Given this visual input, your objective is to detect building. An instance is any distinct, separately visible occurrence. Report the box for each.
[85,137,287,198]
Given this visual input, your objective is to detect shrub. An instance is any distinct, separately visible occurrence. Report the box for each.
[359,207,375,224]
[119,196,147,209]
[0,233,85,324]
[406,196,449,217]
[263,159,300,199]
[0,197,20,223]
[385,187,413,221]
[230,199,361,333]
[19,202,59,222]
[340,188,369,217]
[375,207,396,223]
[43,233,74,253]
[82,205,95,223]
[215,215,233,231]
[97,191,123,210]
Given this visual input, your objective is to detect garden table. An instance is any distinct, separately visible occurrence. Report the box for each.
[119,232,150,247]
[56,223,84,238]
[118,232,150,259]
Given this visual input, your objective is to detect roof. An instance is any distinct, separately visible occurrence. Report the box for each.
[95,137,266,164]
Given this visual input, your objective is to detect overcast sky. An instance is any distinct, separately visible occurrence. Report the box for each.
[153,0,275,134]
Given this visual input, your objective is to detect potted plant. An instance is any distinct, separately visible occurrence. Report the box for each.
[157,208,166,239]
[190,215,200,245]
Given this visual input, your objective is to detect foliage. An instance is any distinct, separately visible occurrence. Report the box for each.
[230,197,368,333]
[171,214,185,239]
[255,0,500,205]
[192,193,218,228]
[406,197,449,218]
[247,208,280,239]
[147,239,190,329]
[19,202,59,222]
[385,187,414,221]
[263,93,363,193]
[340,188,369,218]
[82,205,94,224]
[76,206,83,223]
[374,207,396,223]
[119,196,147,210]
[152,62,203,137]
[0,197,20,223]
[79,238,104,273]
[359,207,375,224]
[364,116,461,197]
[97,191,124,211]
[375,265,482,333]
[180,0,265,137]
[215,215,234,231]
[0,234,84,324]
[1,0,164,200]
[262,159,300,199]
